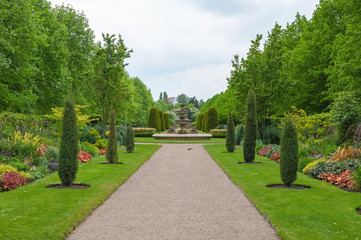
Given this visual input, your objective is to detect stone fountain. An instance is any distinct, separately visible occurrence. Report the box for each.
[152,104,212,140]
[175,104,191,134]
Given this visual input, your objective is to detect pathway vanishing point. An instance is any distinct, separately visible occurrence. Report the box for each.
[68,144,278,240]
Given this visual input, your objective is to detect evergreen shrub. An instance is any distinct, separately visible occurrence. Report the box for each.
[58,97,79,186]
[106,110,118,163]
[226,112,235,152]
[125,126,135,153]
[148,107,161,132]
[280,117,298,186]
[206,107,218,132]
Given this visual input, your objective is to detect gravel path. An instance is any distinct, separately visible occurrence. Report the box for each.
[68,144,278,240]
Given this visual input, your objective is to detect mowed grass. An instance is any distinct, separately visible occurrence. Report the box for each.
[204,144,361,240]
[135,137,225,144]
[0,144,160,240]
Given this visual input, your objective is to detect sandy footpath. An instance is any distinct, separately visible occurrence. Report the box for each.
[67,144,278,240]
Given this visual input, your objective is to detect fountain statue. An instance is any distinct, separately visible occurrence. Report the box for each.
[175,104,191,134]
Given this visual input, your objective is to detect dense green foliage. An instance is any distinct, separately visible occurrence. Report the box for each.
[330,91,361,143]
[243,90,257,162]
[234,124,244,145]
[58,97,79,186]
[148,107,161,132]
[226,113,235,152]
[125,126,134,153]
[280,117,299,186]
[106,110,118,163]
[0,0,154,126]
[196,113,203,130]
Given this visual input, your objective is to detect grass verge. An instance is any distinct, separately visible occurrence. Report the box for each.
[204,144,361,240]
[0,144,160,240]
[135,137,225,144]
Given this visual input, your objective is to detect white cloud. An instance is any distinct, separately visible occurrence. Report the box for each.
[49,0,318,101]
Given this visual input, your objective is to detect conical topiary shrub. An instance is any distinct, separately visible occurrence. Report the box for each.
[159,110,165,131]
[164,113,170,130]
[206,107,218,132]
[226,112,235,152]
[148,106,161,132]
[202,111,208,132]
[58,96,79,186]
[243,89,257,162]
[106,110,118,163]
[280,117,299,186]
[197,113,203,130]
[125,125,135,153]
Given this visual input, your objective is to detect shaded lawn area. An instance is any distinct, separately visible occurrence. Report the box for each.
[135,137,225,144]
[204,144,361,240]
[0,144,160,240]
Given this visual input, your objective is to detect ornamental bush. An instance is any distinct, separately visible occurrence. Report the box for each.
[58,96,79,186]
[148,107,161,132]
[226,112,235,152]
[243,90,257,162]
[202,111,208,132]
[125,125,135,153]
[206,107,218,132]
[280,117,298,186]
[106,110,118,163]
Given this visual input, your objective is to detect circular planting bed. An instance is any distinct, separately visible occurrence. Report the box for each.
[101,162,123,165]
[237,162,262,164]
[46,183,90,189]
[266,184,311,190]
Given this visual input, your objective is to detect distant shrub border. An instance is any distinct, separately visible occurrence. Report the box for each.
[210,129,226,138]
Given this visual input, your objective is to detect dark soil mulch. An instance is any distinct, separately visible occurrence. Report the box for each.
[356,207,361,215]
[101,162,123,165]
[46,183,90,189]
[266,184,311,190]
[238,162,262,164]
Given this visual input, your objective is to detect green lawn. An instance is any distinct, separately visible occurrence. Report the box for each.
[0,144,160,240]
[204,144,361,240]
[135,137,226,144]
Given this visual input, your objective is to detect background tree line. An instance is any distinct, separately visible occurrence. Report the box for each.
[203,0,361,127]
[0,0,153,126]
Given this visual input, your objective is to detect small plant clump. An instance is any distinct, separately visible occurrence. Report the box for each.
[58,96,79,186]
[106,110,119,163]
[125,125,135,153]
[226,112,235,152]
[243,90,257,162]
[280,117,298,186]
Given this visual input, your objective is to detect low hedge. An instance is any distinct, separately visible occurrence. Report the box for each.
[210,129,226,138]
[134,128,156,137]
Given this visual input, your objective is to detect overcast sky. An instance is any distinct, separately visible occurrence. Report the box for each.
[50,0,319,101]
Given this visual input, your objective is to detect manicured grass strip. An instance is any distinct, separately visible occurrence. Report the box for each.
[204,144,361,240]
[0,144,160,240]
[135,137,225,144]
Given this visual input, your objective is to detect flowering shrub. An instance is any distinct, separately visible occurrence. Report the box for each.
[99,148,107,155]
[319,170,359,190]
[8,131,40,157]
[329,146,361,162]
[78,151,93,163]
[270,152,280,163]
[35,144,47,157]
[258,147,272,156]
[0,171,27,191]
